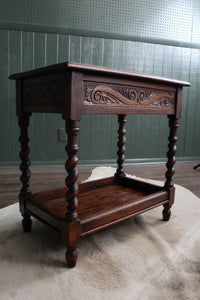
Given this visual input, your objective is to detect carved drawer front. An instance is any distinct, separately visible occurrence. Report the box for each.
[23,73,65,113]
[83,81,176,114]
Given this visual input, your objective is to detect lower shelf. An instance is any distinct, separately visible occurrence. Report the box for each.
[26,176,169,237]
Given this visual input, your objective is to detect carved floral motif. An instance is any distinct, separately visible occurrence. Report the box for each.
[84,81,175,107]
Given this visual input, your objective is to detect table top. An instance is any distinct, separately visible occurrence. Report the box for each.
[9,62,190,87]
[10,62,191,119]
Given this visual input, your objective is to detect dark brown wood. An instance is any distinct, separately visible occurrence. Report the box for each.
[16,79,23,116]
[175,87,183,119]
[9,62,190,268]
[63,119,80,268]
[23,72,65,114]
[82,73,178,116]
[1,163,200,210]
[9,62,190,87]
[26,177,168,235]
[163,115,179,221]
[18,114,33,232]
[115,114,127,178]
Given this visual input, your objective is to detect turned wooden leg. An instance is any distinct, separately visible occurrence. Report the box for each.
[63,120,80,268]
[162,202,171,221]
[115,114,127,178]
[22,212,32,232]
[18,114,32,232]
[65,247,78,268]
[163,115,179,221]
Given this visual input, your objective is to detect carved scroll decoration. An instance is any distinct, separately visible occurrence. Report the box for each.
[84,82,175,107]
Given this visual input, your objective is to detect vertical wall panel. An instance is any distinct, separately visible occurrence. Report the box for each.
[124,40,136,72]
[157,45,174,160]
[33,32,47,162]
[9,30,22,162]
[45,34,59,161]
[69,35,81,62]
[102,39,116,160]
[171,47,184,157]
[193,64,200,156]
[90,38,104,160]
[113,39,125,70]
[151,45,165,160]
[180,47,191,157]
[127,42,145,160]
[124,40,140,160]
[109,39,125,162]
[21,31,35,162]
[22,31,34,71]
[56,34,70,162]
[34,32,46,68]
[185,49,200,157]
[79,36,93,161]
[81,36,93,64]
[103,39,114,69]
[58,34,69,63]
[135,43,155,159]
[0,30,10,161]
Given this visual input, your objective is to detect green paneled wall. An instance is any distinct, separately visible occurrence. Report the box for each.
[0,29,199,166]
[0,0,200,166]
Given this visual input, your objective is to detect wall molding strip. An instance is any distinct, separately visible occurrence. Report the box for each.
[1,23,200,50]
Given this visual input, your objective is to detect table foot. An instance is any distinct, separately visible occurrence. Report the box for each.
[22,213,32,232]
[65,247,78,268]
[162,204,171,221]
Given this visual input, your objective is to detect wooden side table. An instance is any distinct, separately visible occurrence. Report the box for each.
[9,62,190,268]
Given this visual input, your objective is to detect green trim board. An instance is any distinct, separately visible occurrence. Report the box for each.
[0,157,200,168]
[1,23,200,50]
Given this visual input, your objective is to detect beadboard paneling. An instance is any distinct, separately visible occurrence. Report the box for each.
[0,29,199,166]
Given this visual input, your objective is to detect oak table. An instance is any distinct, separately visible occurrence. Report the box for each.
[9,62,190,268]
